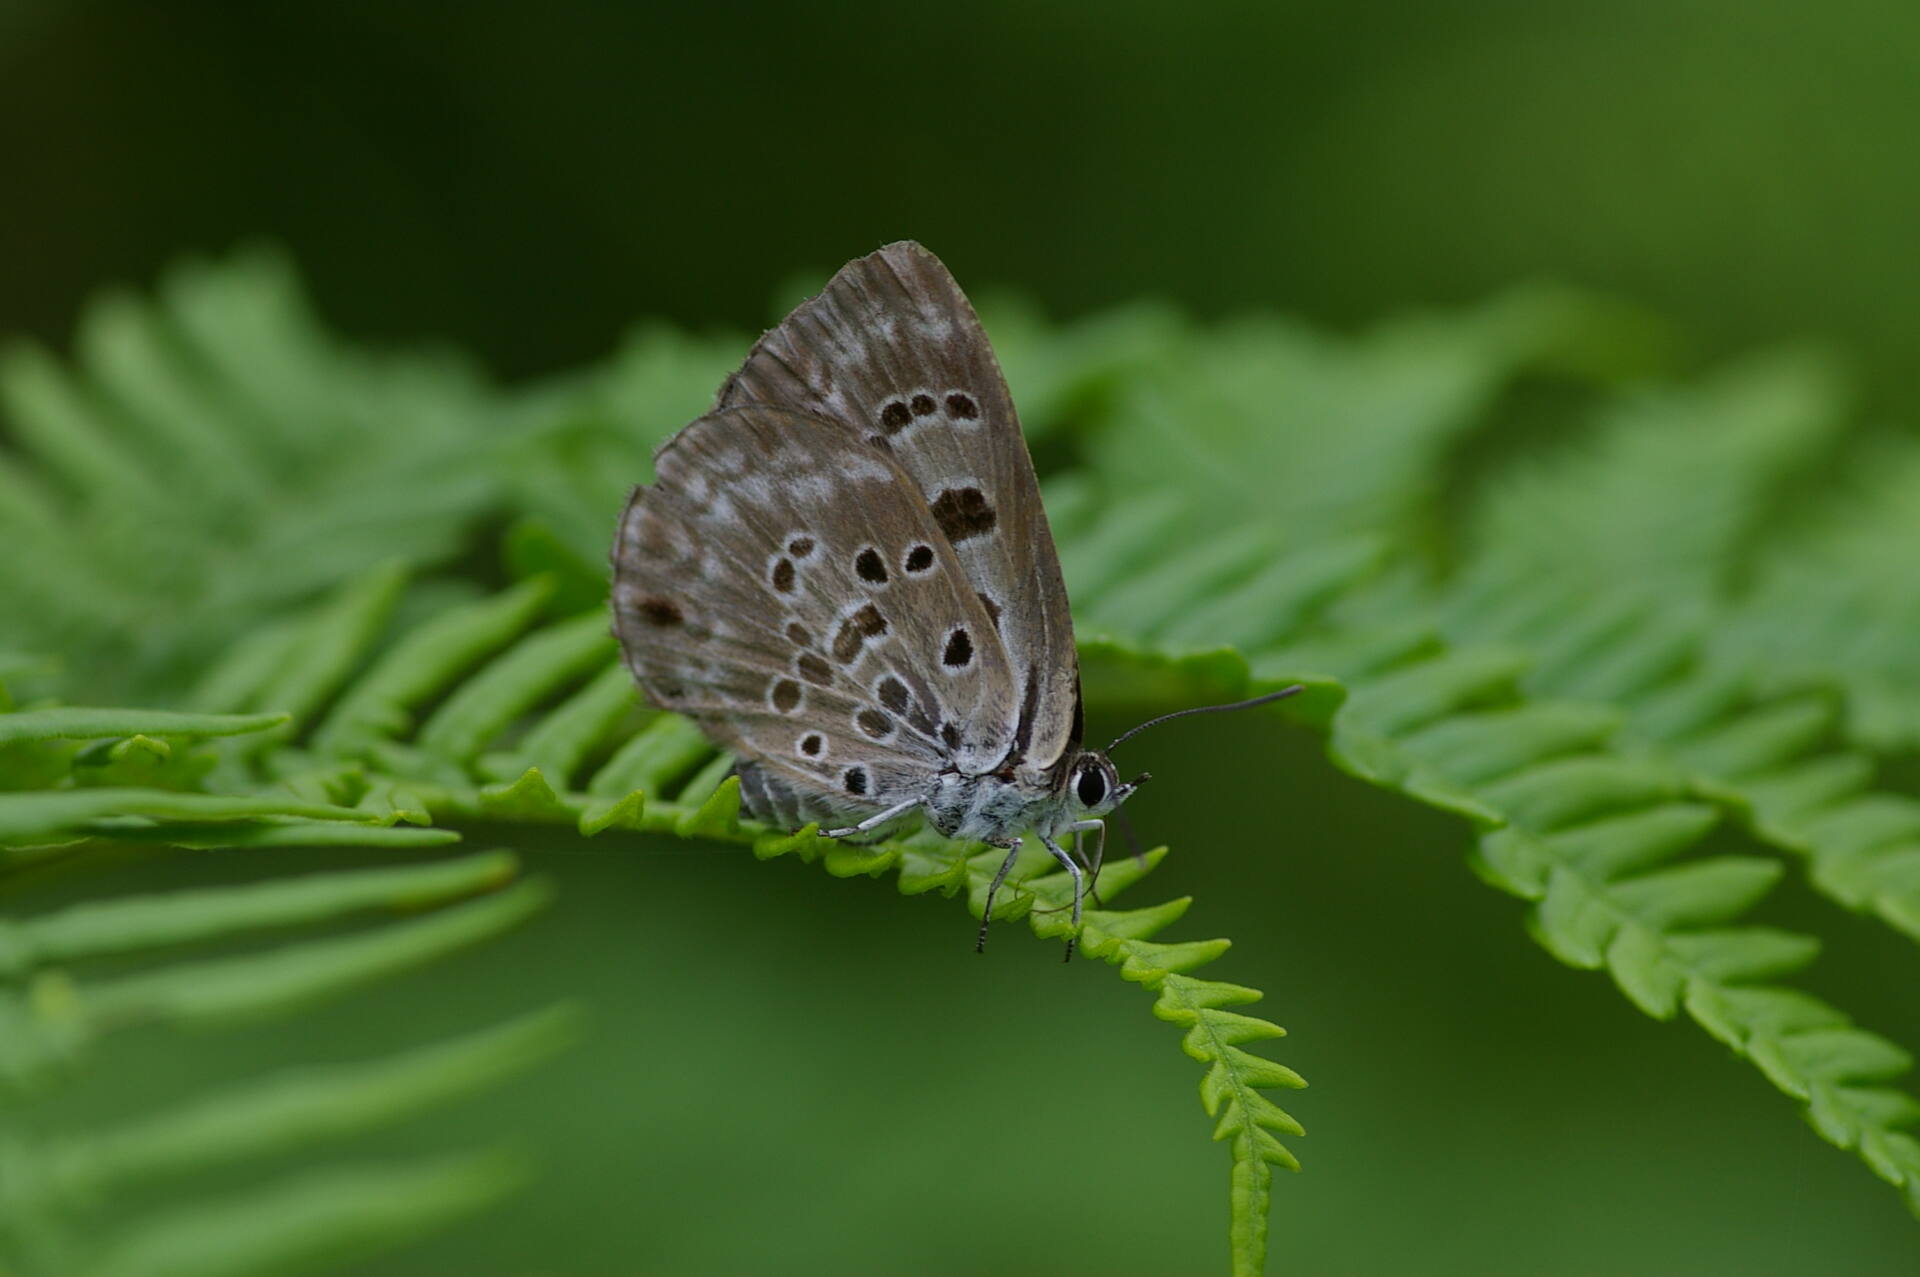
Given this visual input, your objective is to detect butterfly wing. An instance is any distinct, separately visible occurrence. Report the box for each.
[718,241,1083,780]
[611,404,1018,823]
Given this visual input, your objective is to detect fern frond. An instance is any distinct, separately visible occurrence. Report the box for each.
[10,1010,573,1277]
[1057,309,1920,1214]
[0,248,503,702]
[1457,347,1849,594]
[0,707,289,747]
[0,702,392,862]
[83,1153,526,1277]
[13,241,1919,1273]
[492,323,746,577]
[1045,484,1920,1219]
[0,849,513,977]
[44,1006,571,1198]
[1,692,564,1276]
[1080,285,1663,546]
[1714,438,1920,750]
[1428,349,1920,933]
[1437,510,1920,946]
[1624,672,1920,943]
[310,576,559,759]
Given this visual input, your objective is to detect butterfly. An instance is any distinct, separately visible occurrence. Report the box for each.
[611,241,1298,957]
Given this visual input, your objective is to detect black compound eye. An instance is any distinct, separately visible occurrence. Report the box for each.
[1075,765,1107,808]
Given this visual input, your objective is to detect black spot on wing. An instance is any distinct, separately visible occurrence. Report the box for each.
[942,627,973,669]
[833,605,889,662]
[635,596,682,626]
[930,487,996,544]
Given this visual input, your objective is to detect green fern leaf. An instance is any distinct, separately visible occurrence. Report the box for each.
[84,1152,526,1277]
[0,248,504,703]
[1044,474,1920,1222]
[0,681,565,1275]
[13,241,1920,1273]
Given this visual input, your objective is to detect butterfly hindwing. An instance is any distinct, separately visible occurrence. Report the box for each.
[612,404,1018,820]
[718,241,1083,780]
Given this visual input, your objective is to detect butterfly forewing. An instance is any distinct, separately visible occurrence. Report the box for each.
[719,241,1083,778]
[612,404,1018,819]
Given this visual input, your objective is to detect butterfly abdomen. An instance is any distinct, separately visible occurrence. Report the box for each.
[736,761,848,830]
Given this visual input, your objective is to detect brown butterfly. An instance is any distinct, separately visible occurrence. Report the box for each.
[612,242,1298,956]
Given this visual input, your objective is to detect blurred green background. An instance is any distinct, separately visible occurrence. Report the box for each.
[7,2,1920,1273]
[10,1,1920,407]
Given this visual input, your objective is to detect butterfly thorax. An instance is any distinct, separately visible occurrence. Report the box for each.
[924,748,1122,844]
[925,766,1064,843]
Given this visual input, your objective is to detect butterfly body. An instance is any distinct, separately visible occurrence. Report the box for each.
[923,747,1121,844]
[613,241,1135,953]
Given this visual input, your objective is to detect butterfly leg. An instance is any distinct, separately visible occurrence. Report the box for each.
[976,837,1023,955]
[1068,819,1107,910]
[1033,818,1109,917]
[821,797,921,839]
[1037,832,1086,963]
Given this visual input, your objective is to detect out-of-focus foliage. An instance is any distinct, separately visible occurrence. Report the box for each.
[5,247,1920,1275]
[0,693,569,1276]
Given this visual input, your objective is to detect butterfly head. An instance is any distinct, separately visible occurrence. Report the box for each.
[1065,750,1141,820]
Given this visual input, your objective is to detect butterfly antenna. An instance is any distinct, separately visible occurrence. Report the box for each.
[1106,685,1305,753]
